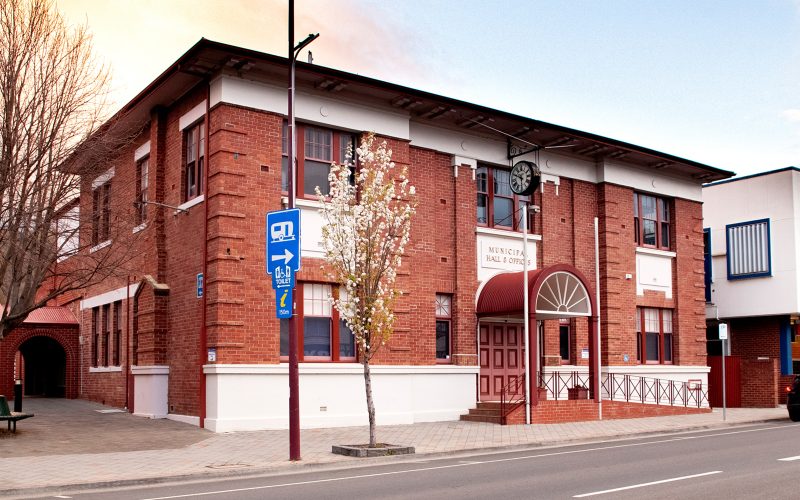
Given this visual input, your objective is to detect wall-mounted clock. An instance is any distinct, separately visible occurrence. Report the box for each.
[509,160,541,196]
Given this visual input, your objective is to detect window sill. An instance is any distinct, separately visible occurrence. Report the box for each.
[635,247,676,258]
[177,195,204,213]
[296,198,323,209]
[132,223,147,234]
[90,240,111,253]
[475,226,542,240]
[89,366,122,373]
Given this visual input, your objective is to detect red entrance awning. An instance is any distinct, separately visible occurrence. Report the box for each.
[476,270,542,317]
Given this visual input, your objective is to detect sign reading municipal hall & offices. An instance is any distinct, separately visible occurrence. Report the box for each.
[478,236,536,268]
[266,209,301,319]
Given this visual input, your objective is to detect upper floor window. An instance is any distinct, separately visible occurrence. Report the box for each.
[634,193,670,249]
[476,164,532,231]
[435,294,452,363]
[281,123,356,197]
[726,218,771,280]
[184,121,205,201]
[135,156,149,225]
[636,307,673,364]
[91,180,111,246]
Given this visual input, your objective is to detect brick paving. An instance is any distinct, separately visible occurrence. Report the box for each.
[0,398,789,495]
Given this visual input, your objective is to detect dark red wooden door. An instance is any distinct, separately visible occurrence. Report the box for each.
[708,355,741,408]
[479,323,525,400]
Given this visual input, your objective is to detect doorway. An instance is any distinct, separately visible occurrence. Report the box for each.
[18,336,67,397]
[479,323,525,400]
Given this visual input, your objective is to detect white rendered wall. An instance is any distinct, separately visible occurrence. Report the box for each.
[131,366,169,419]
[210,76,410,140]
[703,169,799,319]
[635,248,674,299]
[203,364,478,432]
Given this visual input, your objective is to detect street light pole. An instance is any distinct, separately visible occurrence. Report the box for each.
[287,0,318,461]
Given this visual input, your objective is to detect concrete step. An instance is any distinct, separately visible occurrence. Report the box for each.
[460,414,503,424]
[466,408,502,418]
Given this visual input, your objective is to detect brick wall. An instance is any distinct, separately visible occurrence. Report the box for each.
[730,316,783,407]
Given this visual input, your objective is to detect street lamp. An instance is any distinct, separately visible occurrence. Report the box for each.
[287,0,319,461]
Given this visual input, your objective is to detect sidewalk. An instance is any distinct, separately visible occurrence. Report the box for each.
[0,398,790,495]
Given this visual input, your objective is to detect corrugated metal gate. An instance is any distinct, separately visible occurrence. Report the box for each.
[708,355,742,408]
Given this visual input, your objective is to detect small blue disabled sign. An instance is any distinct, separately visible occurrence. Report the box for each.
[266,209,301,319]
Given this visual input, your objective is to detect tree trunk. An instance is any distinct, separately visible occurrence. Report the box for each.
[362,357,377,447]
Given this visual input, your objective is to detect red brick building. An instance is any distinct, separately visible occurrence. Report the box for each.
[8,39,733,430]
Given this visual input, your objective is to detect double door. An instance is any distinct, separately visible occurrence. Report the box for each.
[479,323,525,400]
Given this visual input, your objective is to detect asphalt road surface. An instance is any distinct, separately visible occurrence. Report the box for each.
[24,421,800,500]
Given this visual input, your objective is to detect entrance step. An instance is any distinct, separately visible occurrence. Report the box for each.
[460,402,503,424]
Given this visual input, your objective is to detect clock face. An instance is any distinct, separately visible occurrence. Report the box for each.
[510,161,538,195]
[510,164,531,194]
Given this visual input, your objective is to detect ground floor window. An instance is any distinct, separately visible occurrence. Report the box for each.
[279,283,356,362]
[559,318,571,363]
[636,307,673,364]
[435,294,452,362]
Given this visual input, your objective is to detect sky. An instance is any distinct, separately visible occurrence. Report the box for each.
[56,0,800,177]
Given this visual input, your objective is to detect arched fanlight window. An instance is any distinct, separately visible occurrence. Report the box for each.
[535,271,590,317]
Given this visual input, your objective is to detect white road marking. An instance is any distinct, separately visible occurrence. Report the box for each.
[573,471,723,497]
[53,496,72,499]
[778,455,800,461]
[139,424,793,500]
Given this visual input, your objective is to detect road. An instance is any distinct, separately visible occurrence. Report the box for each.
[23,421,800,500]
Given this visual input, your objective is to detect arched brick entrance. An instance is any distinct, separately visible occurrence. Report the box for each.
[0,307,79,399]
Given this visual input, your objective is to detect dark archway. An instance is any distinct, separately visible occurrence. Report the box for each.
[19,336,67,397]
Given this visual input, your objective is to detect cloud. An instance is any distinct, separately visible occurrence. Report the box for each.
[783,109,800,122]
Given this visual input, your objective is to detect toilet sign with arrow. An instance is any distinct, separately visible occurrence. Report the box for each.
[266,209,301,318]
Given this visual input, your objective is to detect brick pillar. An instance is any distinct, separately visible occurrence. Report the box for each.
[452,162,478,366]
[597,183,637,365]
[673,198,707,366]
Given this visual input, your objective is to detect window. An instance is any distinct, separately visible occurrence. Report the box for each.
[102,303,110,367]
[132,298,139,366]
[435,294,452,362]
[476,164,532,231]
[184,121,205,200]
[113,301,122,366]
[135,156,149,225]
[559,319,571,363]
[634,193,670,249]
[91,181,111,245]
[91,308,99,367]
[280,284,357,362]
[636,307,673,364]
[726,219,771,280]
[703,228,712,302]
[303,283,332,359]
[282,123,356,197]
[338,287,356,361]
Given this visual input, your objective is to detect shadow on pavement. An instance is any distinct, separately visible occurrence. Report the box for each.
[0,398,209,456]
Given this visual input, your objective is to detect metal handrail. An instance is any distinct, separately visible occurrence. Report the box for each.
[601,372,709,407]
[499,375,527,424]
[500,370,709,424]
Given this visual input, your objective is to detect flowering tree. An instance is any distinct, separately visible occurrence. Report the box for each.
[318,132,416,447]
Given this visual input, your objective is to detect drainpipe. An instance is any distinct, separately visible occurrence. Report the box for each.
[199,85,211,428]
[594,217,602,419]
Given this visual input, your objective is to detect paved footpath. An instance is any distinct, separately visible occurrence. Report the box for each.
[0,398,789,496]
